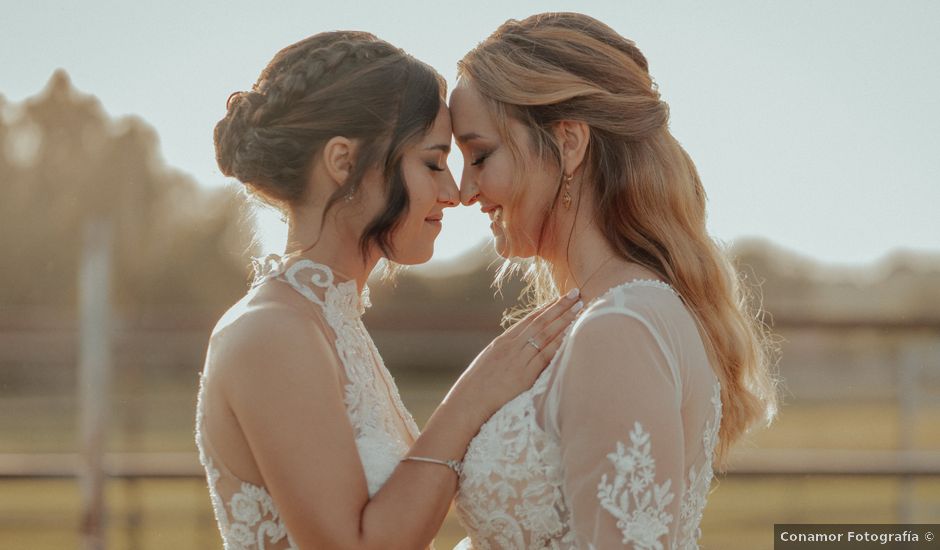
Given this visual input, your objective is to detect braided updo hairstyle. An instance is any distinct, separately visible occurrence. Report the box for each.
[215,31,446,259]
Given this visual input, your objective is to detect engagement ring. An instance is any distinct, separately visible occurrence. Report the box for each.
[526,337,542,351]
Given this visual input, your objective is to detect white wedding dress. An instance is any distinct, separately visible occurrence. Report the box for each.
[194,255,421,549]
[453,279,722,550]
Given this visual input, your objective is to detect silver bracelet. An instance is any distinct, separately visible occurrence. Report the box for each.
[401,455,463,476]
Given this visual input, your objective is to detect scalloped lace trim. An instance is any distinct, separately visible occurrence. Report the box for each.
[603,278,678,298]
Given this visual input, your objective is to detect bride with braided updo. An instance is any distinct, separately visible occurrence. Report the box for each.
[195,31,583,549]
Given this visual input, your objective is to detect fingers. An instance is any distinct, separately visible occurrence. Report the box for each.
[534,287,582,327]
[531,330,566,367]
[536,298,584,348]
[503,304,550,336]
[522,297,583,365]
[507,288,581,338]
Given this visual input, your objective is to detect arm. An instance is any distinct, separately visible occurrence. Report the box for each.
[554,309,685,549]
[216,293,582,550]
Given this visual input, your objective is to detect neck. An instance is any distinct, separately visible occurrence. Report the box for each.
[284,205,378,293]
[547,205,661,303]
[547,218,621,303]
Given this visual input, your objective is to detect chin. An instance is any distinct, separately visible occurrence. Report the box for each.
[392,247,434,266]
[492,233,539,260]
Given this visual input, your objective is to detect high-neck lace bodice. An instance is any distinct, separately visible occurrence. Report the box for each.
[195,254,420,550]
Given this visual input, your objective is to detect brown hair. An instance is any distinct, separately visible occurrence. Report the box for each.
[459,12,779,470]
[215,31,446,260]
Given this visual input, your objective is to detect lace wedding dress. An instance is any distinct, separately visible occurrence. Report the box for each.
[194,255,421,549]
[453,280,723,550]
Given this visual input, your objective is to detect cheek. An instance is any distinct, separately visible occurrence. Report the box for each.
[477,157,515,206]
[505,174,557,243]
[402,175,435,227]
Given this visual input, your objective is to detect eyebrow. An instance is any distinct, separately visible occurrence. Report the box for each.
[424,143,451,153]
[455,132,484,144]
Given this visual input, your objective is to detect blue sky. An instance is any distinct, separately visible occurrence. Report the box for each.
[2,0,938,266]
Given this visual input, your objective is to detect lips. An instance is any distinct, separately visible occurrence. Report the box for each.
[425,213,443,222]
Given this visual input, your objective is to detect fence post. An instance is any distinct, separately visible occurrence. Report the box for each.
[79,219,113,550]
[897,341,922,523]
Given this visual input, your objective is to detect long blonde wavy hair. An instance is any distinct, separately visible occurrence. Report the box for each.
[458,12,780,470]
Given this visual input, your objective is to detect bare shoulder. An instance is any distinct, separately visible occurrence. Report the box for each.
[205,285,341,399]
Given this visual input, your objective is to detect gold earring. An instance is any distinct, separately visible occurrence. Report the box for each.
[562,173,573,209]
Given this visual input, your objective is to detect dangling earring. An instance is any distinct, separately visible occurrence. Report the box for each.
[562,173,573,209]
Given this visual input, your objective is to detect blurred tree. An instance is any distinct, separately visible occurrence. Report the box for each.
[0,94,12,176]
[0,70,253,312]
[1,70,935,326]
[0,93,19,244]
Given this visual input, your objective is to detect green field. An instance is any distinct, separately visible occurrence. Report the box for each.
[2,476,938,550]
[2,370,938,549]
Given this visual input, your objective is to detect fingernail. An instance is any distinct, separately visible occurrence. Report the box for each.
[571,300,584,312]
[566,288,580,300]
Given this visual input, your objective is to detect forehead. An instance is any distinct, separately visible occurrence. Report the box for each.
[421,104,453,142]
[448,82,496,137]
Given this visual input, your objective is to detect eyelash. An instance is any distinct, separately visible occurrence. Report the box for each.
[471,151,492,167]
[426,163,446,172]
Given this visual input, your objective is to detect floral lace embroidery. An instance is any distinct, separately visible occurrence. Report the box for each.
[250,254,372,317]
[455,359,576,550]
[591,381,722,550]
[253,254,419,496]
[678,381,723,550]
[596,422,676,550]
[195,374,298,550]
[455,280,722,550]
[195,254,419,548]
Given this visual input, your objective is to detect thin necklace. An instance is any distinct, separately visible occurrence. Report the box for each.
[571,254,617,300]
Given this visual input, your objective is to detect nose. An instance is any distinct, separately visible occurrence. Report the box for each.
[439,167,459,208]
[459,168,479,206]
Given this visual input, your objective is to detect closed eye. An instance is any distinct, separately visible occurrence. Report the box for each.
[471,152,491,167]
[426,163,446,172]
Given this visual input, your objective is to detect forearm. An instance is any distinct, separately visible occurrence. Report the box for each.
[356,398,482,550]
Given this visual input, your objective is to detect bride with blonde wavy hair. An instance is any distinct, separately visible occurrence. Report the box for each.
[448,12,780,549]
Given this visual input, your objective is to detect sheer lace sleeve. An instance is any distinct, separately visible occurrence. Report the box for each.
[549,306,685,550]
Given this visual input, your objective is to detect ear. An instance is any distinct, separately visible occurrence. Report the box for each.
[552,120,590,176]
[321,136,356,187]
